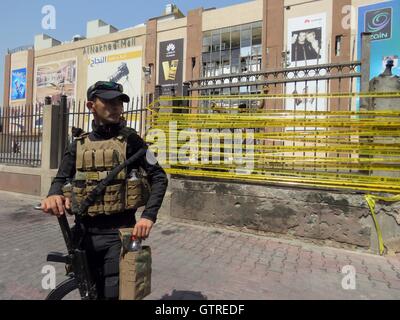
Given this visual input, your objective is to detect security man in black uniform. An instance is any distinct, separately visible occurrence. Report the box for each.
[41,81,168,300]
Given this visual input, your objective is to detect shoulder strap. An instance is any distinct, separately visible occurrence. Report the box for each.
[75,132,90,142]
[117,127,137,141]
[118,127,138,141]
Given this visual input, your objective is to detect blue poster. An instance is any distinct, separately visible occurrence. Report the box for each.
[358,0,400,79]
[11,68,27,100]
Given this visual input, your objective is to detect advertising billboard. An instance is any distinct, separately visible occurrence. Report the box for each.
[87,47,143,102]
[286,13,327,112]
[358,1,400,79]
[34,59,77,128]
[35,59,77,105]
[158,39,184,96]
[11,68,27,101]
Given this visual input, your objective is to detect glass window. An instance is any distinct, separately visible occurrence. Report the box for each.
[252,45,262,57]
[222,88,230,95]
[215,61,222,76]
[221,50,230,75]
[231,87,239,95]
[202,52,210,64]
[211,51,220,64]
[240,56,249,73]
[221,29,231,51]
[241,25,251,48]
[201,22,264,78]
[240,46,251,58]
[202,66,207,77]
[202,33,211,53]
[231,28,240,49]
[203,31,211,38]
[231,48,240,74]
[212,31,221,52]
[250,85,258,93]
[252,21,262,29]
[252,25,262,46]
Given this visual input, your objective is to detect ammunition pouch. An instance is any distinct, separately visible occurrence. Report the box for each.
[119,228,152,300]
[62,130,150,217]
[63,178,150,217]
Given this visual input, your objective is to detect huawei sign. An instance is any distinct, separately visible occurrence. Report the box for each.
[166,43,175,53]
[165,43,176,58]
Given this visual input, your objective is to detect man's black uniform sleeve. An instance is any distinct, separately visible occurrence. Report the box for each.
[127,134,168,224]
[47,141,77,197]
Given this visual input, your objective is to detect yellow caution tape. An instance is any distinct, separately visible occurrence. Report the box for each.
[365,194,400,255]
[156,91,400,101]
[147,91,400,110]
[149,106,400,115]
[153,145,400,157]
[162,159,400,183]
[165,166,400,193]
[145,92,400,194]
[152,129,399,139]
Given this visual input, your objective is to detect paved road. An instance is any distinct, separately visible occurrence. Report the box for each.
[0,191,399,300]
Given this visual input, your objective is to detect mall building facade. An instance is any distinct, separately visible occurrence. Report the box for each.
[2,0,400,253]
[3,0,398,112]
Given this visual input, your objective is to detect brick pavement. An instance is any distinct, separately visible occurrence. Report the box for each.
[0,191,399,300]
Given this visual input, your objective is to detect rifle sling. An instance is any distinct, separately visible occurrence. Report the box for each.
[78,147,147,216]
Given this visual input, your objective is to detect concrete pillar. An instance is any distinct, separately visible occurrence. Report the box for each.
[330,0,352,111]
[145,19,157,101]
[57,95,68,166]
[360,32,371,110]
[3,54,11,108]
[2,54,11,141]
[25,49,35,134]
[40,97,61,196]
[358,33,372,174]
[262,0,284,111]
[186,8,203,110]
[263,0,284,71]
[144,19,158,136]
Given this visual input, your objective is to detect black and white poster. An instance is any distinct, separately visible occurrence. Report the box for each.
[291,27,323,63]
[286,13,327,112]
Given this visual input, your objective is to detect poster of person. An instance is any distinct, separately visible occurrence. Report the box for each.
[287,13,326,67]
[158,39,184,95]
[286,13,327,113]
[11,68,27,101]
[291,28,322,63]
[34,59,77,128]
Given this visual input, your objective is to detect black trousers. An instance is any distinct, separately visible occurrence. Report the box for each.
[83,233,122,300]
[76,212,136,300]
